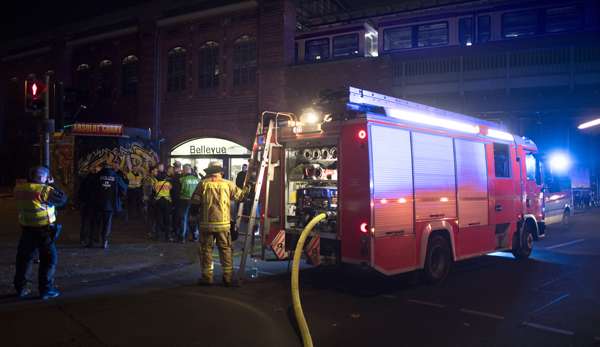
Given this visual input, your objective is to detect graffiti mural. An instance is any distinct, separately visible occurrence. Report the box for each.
[77,142,159,176]
[50,134,75,197]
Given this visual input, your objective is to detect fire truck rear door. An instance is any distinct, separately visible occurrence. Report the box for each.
[489,142,517,249]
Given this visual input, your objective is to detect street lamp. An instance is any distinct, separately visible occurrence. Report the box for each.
[577,118,600,130]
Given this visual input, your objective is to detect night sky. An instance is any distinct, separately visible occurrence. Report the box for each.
[2,0,148,44]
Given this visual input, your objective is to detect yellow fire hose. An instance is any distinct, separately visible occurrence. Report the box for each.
[291,212,327,347]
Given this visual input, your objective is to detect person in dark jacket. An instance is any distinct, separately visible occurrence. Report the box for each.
[79,165,100,247]
[95,163,127,249]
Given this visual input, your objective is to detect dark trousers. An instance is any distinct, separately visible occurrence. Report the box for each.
[176,200,192,241]
[80,203,97,244]
[14,227,58,293]
[155,199,172,240]
[99,211,114,242]
[127,188,143,219]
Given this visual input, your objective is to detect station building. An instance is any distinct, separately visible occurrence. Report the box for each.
[1,0,599,183]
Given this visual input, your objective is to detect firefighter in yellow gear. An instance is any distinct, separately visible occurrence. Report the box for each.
[191,162,245,286]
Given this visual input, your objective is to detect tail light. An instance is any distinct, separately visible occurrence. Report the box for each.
[359,222,368,233]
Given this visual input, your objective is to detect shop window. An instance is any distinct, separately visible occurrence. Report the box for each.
[417,22,448,47]
[459,17,474,46]
[493,143,511,178]
[383,26,413,51]
[332,33,359,58]
[305,38,330,62]
[121,55,138,96]
[545,6,582,33]
[233,36,257,87]
[502,10,539,38]
[198,41,220,89]
[167,46,187,92]
[477,15,491,43]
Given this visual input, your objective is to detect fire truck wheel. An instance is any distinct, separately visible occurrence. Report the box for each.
[423,234,452,284]
[512,227,533,260]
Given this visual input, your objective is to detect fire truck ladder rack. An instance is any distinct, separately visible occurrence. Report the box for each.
[235,117,277,285]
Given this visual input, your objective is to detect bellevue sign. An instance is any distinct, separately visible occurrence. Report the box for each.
[171,138,250,156]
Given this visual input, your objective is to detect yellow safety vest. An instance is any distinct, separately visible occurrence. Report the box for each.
[14,183,57,227]
[191,178,244,232]
[127,172,143,189]
[153,180,172,201]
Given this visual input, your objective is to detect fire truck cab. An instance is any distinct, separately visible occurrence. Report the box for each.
[260,87,544,282]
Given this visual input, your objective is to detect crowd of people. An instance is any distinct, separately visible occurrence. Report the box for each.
[13,160,249,299]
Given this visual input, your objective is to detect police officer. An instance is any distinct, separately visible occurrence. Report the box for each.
[191,162,245,286]
[126,166,144,219]
[79,165,100,247]
[14,166,67,299]
[176,164,199,243]
[95,163,127,249]
[153,170,173,241]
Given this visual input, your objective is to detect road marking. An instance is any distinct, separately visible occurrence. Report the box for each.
[407,299,446,308]
[545,239,585,250]
[522,322,574,336]
[531,293,570,314]
[460,308,505,320]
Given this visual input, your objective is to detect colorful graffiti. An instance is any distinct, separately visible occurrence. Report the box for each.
[50,134,75,196]
[77,142,159,176]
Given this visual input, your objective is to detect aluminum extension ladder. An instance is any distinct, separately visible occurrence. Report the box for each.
[235,119,276,285]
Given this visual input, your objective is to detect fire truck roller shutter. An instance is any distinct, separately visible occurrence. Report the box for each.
[455,139,488,228]
[412,132,457,220]
[369,124,416,274]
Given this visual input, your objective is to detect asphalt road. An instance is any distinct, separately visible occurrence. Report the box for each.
[0,199,599,347]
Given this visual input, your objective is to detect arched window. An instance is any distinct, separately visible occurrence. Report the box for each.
[198,41,220,89]
[121,55,138,96]
[233,36,257,87]
[75,63,91,98]
[167,46,187,92]
[98,59,114,98]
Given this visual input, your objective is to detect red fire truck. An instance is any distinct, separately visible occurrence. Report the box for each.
[248,87,544,283]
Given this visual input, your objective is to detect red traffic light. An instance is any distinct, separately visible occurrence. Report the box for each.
[24,80,48,113]
[32,83,38,96]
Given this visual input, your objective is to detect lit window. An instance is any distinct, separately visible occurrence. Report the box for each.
[233,36,257,87]
[365,31,379,57]
[502,10,539,38]
[417,22,448,47]
[545,6,582,33]
[332,34,359,58]
[198,41,220,89]
[459,17,474,46]
[167,46,187,92]
[121,55,138,96]
[76,63,90,71]
[99,59,113,68]
[305,38,330,62]
[477,15,491,43]
[383,26,412,51]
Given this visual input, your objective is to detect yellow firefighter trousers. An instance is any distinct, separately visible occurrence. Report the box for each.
[199,231,233,284]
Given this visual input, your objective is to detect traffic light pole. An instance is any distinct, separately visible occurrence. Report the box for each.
[42,74,51,168]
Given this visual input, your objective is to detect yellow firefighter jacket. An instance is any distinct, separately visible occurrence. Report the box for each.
[14,183,57,227]
[191,176,245,232]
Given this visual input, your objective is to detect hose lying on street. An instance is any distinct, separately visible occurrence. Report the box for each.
[291,212,327,347]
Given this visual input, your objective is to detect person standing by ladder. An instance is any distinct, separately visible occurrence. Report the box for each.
[191,162,246,286]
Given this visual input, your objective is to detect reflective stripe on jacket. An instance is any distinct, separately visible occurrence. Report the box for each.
[179,174,200,200]
[127,172,143,189]
[153,180,172,202]
[14,183,56,227]
[191,177,244,232]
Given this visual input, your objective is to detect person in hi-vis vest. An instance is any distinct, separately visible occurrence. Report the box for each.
[14,166,67,300]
